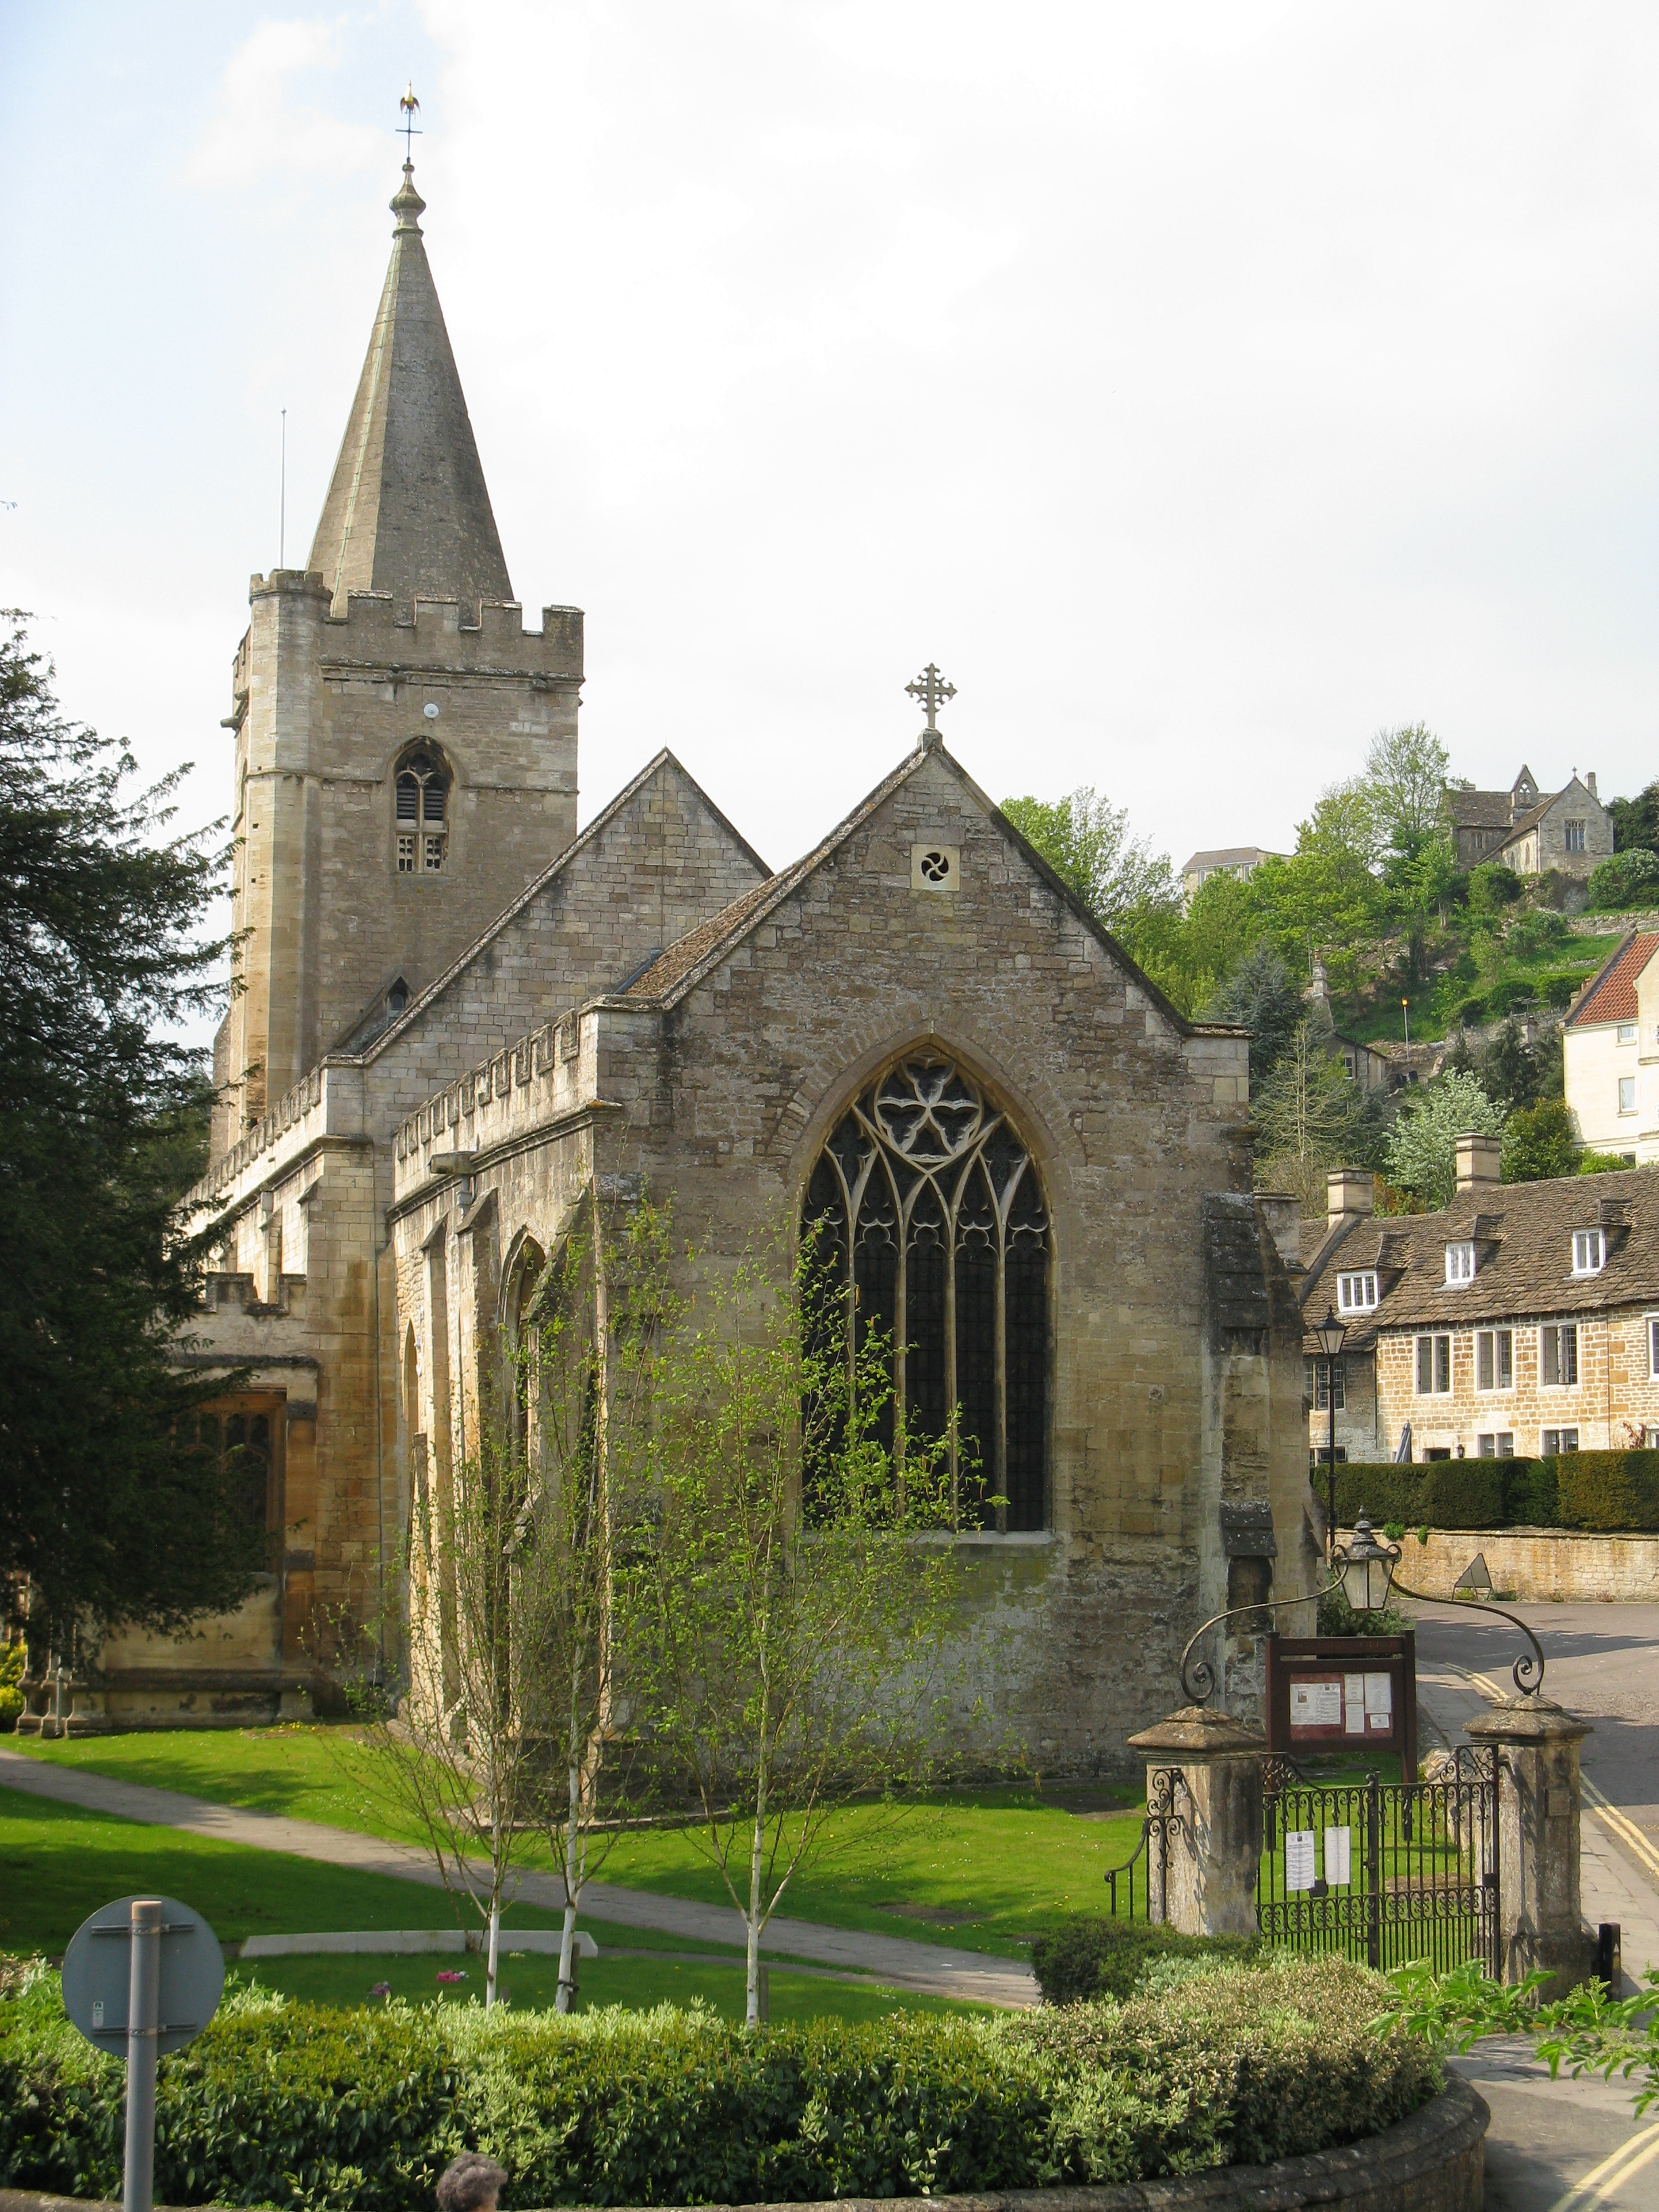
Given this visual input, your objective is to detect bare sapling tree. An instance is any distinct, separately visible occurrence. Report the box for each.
[347,1399,562,2009]
[619,1229,966,2027]
[516,1187,668,2011]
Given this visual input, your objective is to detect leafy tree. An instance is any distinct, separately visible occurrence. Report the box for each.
[1501,1099,1578,1184]
[1587,848,1659,912]
[1467,861,1523,915]
[621,1234,963,2027]
[344,1404,562,2011]
[1383,1069,1503,1208]
[1609,779,1659,855]
[1364,722,1451,850]
[1207,943,1303,1083]
[0,614,259,1647]
[1000,785,1181,928]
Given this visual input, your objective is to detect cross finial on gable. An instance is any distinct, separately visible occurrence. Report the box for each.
[906,663,956,748]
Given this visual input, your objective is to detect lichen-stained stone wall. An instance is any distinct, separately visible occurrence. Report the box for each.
[388,745,1312,1769]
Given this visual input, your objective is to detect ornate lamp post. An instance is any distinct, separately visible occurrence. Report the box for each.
[1313,1305,1347,1564]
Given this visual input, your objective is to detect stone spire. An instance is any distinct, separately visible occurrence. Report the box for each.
[307,161,513,617]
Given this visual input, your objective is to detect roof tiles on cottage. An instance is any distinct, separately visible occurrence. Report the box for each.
[1300,1167,1659,1336]
[1564,933,1659,1030]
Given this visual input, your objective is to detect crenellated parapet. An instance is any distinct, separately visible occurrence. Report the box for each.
[245,570,582,684]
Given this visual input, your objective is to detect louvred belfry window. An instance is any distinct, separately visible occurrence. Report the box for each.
[394,750,450,874]
[802,1054,1049,1531]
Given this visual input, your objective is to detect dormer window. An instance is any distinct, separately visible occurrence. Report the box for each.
[1572,1228,1605,1277]
[394,748,450,874]
[1445,1241,1476,1285]
[1336,1271,1378,1313]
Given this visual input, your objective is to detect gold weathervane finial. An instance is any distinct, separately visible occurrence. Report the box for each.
[398,83,422,163]
[906,663,956,747]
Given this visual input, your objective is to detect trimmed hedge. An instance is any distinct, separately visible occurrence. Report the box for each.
[1029,1915,1261,2005]
[0,1954,1439,2209]
[1332,1451,1659,1534]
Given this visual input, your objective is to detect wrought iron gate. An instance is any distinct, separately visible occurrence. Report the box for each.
[1258,1746,1499,1973]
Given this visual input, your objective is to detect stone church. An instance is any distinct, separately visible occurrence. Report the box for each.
[59,159,1313,1763]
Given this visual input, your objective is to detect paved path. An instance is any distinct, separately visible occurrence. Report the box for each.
[0,1744,1035,2008]
[1410,1603,1659,1992]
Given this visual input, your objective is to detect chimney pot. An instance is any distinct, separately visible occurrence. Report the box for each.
[1588,770,1599,800]
[1455,1131,1503,1192]
[1327,1167,1375,1229]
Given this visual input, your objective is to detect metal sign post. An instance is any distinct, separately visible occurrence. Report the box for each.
[61,1896,224,2212]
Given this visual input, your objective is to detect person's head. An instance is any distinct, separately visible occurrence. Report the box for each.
[436,2154,507,2212]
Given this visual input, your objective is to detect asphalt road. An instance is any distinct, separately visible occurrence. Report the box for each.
[1408,1601,1659,2209]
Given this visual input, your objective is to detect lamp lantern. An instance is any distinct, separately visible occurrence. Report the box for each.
[1340,1511,1399,1616]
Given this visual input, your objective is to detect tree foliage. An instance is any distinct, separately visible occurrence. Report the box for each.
[619,1232,964,2026]
[1609,779,1659,856]
[0,615,258,1645]
[1383,1069,1503,1208]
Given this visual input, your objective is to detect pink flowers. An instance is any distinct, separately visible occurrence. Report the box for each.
[435,1969,468,1984]
[369,1982,392,1999]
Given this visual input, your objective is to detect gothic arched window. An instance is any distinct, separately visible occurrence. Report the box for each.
[394,748,450,875]
[802,1054,1049,1531]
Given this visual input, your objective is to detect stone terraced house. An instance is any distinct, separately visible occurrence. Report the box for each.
[19,161,1316,1762]
[1298,1149,1659,1468]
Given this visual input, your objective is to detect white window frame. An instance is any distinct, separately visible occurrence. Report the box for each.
[1647,1314,1659,1380]
[1475,1327,1513,1392]
[1540,1322,1579,1388]
[1415,1332,1452,1395]
[1572,1228,1606,1275]
[1477,1432,1516,1459]
[1542,1427,1580,1455]
[1446,1241,1476,1285]
[1336,1271,1378,1314]
[1618,1023,1638,1045]
[1618,1078,1637,1116]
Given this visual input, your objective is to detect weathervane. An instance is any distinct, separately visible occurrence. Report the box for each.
[906,663,956,747]
[398,83,422,162]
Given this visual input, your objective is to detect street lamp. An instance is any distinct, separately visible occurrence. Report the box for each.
[1336,1511,1399,1616]
[1313,1305,1348,1563]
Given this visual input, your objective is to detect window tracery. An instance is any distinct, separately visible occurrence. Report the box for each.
[394,748,450,874]
[803,1054,1049,1530]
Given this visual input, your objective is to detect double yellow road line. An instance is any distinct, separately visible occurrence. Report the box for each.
[1458,1666,1659,1889]
[1542,2118,1659,2212]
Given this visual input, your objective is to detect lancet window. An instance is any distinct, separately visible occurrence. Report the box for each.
[802,1054,1049,1531]
[394,748,450,874]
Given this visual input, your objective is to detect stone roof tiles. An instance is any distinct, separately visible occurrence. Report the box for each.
[1563,933,1659,1030]
[1300,1166,1659,1333]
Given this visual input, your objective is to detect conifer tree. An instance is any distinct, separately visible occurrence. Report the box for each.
[0,615,260,1644]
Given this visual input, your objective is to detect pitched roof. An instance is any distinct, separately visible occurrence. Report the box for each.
[1180,846,1284,874]
[1563,932,1659,1030]
[308,163,513,619]
[352,750,767,1061]
[1300,1166,1659,1333]
[623,741,1232,1040]
[1448,788,1517,830]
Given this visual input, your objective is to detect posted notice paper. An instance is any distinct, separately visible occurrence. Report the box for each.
[1343,1673,1367,1734]
[1290,1679,1343,1731]
[1323,1825,1353,1885]
[1364,1673,1393,1732]
[1285,1830,1317,1892]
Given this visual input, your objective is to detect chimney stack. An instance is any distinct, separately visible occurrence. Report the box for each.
[1455,1132,1502,1193]
[1327,1167,1375,1231]
[1588,770,1598,800]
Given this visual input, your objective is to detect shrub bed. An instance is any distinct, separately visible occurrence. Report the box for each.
[1029,1914,1261,2005]
[1333,1452,1659,1535]
[0,1952,1438,2210]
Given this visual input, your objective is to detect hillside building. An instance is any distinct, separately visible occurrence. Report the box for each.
[1450,766,1612,881]
[1563,933,1659,1166]
[1179,844,1287,905]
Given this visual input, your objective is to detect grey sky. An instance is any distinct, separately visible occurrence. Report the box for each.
[3,1,1656,899]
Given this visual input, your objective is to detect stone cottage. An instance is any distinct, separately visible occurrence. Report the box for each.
[22,160,1313,1760]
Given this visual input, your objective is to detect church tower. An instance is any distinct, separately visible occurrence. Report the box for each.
[213,159,581,1150]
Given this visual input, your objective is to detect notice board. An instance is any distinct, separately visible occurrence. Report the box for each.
[1265,1633,1417,1780]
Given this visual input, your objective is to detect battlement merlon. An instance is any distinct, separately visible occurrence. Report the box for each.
[237,569,585,685]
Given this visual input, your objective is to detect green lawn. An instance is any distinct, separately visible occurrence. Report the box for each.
[9,1727,1145,1959]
